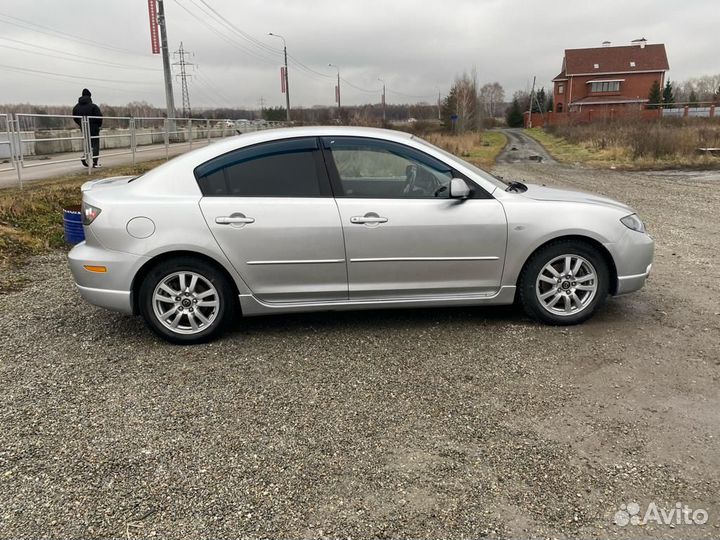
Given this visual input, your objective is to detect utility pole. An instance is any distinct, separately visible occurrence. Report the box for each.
[173,42,194,118]
[268,33,291,123]
[259,96,266,119]
[329,64,341,121]
[527,75,536,128]
[156,0,176,125]
[378,77,386,125]
[437,88,442,121]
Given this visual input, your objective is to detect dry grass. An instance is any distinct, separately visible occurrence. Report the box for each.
[529,120,720,169]
[424,131,507,169]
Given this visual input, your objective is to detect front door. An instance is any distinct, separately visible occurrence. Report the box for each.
[198,137,347,303]
[322,136,507,299]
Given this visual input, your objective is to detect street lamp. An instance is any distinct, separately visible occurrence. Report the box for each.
[328,63,341,119]
[378,77,386,125]
[268,32,290,123]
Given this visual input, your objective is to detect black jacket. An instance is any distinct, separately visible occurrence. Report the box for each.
[72,96,103,133]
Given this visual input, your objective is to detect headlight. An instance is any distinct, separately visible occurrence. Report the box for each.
[81,202,102,225]
[620,213,645,233]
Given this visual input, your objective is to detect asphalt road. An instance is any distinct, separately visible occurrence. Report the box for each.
[1,159,719,538]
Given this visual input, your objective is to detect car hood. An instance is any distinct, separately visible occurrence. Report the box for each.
[520,183,633,212]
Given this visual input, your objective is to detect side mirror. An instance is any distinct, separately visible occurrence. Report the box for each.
[449,178,471,199]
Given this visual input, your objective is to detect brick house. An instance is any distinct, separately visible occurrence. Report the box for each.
[552,39,669,114]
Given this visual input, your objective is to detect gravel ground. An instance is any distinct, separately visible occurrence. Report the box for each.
[1,159,720,539]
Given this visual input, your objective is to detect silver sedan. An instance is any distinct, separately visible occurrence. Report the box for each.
[68,127,653,344]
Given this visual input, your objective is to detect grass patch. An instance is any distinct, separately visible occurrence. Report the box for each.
[0,160,164,271]
[424,130,507,169]
[526,122,720,169]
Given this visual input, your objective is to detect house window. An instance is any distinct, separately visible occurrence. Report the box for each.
[593,63,599,69]
[556,103,563,113]
[558,84,564,94]
[591,81,620,93]
[630,61,636,67]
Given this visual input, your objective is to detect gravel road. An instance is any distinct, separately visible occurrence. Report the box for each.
[1,159,719,539]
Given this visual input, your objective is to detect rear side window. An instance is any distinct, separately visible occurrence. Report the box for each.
[194,138,329,197]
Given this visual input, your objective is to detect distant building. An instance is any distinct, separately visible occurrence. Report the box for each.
[552,39,669,113]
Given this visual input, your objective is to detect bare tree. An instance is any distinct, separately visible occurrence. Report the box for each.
[479,82,505,118]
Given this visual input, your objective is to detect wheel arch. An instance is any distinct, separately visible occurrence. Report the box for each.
[515,235,618,296]
[130,250,241,315]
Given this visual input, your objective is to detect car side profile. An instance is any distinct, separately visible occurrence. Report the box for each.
[68,127,653,344]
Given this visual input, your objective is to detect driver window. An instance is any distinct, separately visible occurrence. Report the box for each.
[324,138,453,198]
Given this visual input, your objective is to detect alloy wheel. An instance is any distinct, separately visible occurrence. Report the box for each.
[535,254,598,316]
[152,271,220,335]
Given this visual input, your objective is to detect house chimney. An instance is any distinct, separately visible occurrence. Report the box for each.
[632,37,647,48]
[602,40,611,47]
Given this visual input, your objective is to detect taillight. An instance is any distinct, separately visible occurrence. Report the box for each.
[81,202,102,225]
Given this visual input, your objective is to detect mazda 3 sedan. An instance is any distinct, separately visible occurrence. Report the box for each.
[68,127,653,343]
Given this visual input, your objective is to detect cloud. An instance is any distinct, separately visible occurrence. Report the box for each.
[0,0,716,108]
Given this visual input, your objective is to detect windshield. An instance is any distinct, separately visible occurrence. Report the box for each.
[412,136,508,190]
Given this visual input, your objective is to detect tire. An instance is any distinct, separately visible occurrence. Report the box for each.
[138,256,237,344]
[518,240,609,325]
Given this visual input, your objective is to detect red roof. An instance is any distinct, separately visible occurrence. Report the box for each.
[557,43,669,76]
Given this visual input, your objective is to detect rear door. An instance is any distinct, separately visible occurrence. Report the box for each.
[198,137,347,303]
[322,136,507,299]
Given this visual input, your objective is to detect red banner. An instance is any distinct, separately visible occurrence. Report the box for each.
[280,67,286,94]
[148,0,160,54]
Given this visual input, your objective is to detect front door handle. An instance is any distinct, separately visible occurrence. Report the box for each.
[350,213,388,225]
[215,213,255,225]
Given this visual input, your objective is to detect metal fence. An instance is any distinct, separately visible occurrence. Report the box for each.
[0,114,16,174]
[0,113,287,188]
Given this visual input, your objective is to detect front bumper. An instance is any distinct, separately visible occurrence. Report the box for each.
[68,241,147,314]
[606,228,654,295]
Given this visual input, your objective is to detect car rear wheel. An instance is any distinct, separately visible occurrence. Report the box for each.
[139,257,236,344]
[519,240,609,325]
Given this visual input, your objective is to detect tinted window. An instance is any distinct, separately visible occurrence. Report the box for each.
[195,138,327,197]
[323,137,453,199]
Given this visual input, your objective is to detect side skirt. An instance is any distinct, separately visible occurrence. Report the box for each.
[238,286,517,316]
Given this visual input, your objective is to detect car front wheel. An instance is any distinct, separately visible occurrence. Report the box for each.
[519,240,609,325]
[139,257,236,344]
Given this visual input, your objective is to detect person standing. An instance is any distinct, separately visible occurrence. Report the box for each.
[72,88,103,167]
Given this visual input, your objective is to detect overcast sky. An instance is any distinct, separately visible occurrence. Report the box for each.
[0,0,717,110]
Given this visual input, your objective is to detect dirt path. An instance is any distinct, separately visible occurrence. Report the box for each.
[496,128,557,164]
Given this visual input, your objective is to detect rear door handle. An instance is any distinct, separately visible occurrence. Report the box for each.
[350,215,388,224]
[215,213,255,225]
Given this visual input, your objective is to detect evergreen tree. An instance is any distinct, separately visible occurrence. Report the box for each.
[647,80,662,109]
[532,88,546,113]
[688,89,699,107]
[506,98,524,127]
[546,95,554,113]
[662,80,675,108]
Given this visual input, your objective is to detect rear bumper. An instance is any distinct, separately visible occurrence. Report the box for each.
[68,241,146,314]
[75,284,132,314]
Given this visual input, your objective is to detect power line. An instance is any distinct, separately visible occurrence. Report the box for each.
[173,0,279,66]
[0,63,154,85]
[194,71,233,105]
[0,12,144,56]
[0,41,160,72]
[194,0,281,56]
[341,77,380,93]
